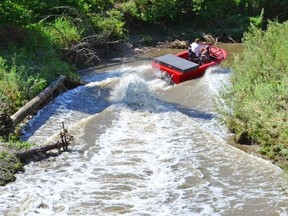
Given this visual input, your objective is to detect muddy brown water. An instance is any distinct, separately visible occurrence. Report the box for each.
[0,43,288,216]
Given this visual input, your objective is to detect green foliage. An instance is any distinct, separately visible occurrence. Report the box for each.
[249,8,264,28]
[193,0,236,24]
[0,151,8,160]
[253,0,288,22]
[39,0,113,14]
[0,0,116,26]
[218,21,288,164]
[141,35,154,46]
[46,17,83,48]
[0,0,32,26]
[91,9,126,39]
[0,22,77,112]
[0,57,46,108]
[4,135,33,150]
[1,0,288,28]
[121,0,178,23]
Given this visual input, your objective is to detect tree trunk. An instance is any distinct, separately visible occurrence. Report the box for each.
[11,75,87,127]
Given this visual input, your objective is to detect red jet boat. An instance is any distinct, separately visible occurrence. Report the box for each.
[152,45,227,84]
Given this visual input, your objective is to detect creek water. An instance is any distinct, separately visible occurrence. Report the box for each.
[1,44,288,216]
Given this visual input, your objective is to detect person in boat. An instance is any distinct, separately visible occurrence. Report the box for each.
[191,38,203,56]
[188,38,202,61]
[199,45,211,65]
[189,38,211,64]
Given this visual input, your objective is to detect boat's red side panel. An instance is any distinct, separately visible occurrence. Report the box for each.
[152,61,215,84]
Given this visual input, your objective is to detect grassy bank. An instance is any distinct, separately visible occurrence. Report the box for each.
[0,148,24,186]
[0,22,83,114]
[218,21,288,168]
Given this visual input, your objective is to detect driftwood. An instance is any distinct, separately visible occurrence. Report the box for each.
[11,75,87,127]
[15,122,73,163]
[203,33,219,45]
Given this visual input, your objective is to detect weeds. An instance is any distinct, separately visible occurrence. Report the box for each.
[0,22,78,113]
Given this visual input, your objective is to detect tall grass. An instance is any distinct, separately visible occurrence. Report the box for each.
[90,9,125,39]
[45,17,82,48]
[0,20,80,113]
[218,21,288,166]
[0,57,46,108]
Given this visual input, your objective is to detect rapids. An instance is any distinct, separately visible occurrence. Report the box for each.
[0,59,288,216]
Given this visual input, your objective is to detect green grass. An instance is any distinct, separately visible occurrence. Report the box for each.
[2,135,33,150]
[0,22,79,113]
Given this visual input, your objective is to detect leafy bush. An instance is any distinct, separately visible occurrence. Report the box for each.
[0,56,46,108]
[91,9,125,39]
[0,0,32,26]
[45,17,83,48]
[121,0,179,23]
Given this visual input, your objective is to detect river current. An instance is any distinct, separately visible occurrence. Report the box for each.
[0,56,288,215]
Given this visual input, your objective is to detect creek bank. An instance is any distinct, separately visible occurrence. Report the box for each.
[0,147,23,186]
[0,76,85,186]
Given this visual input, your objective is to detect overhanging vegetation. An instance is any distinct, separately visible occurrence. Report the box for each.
[218,21,288,168]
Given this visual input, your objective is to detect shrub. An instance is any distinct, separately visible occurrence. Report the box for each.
[218,20,288,162]
[91,9,125,39]
[0,0,32,26]
[121,0,178,23]
[45,17,83,48]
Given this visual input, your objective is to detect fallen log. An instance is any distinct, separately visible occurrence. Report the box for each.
[15,122,74,163]
[11,75,87,127]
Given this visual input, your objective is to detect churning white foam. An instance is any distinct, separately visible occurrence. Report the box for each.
[2,102,287,215]
[203,66,231,96]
